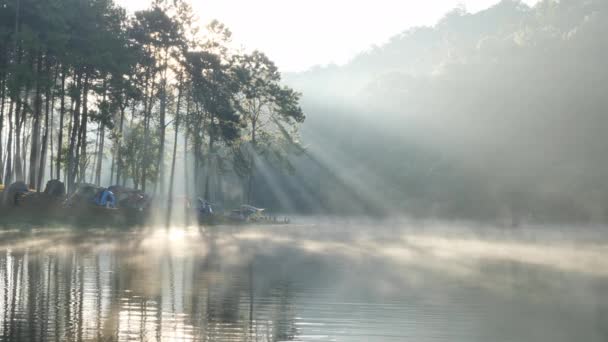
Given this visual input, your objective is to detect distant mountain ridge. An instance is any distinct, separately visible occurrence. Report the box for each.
[287,0,604,101]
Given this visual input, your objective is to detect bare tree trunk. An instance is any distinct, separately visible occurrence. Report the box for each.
[157,53,169,197]
[4,100,14,185]
[56,69,66,180]
[90,127,99,184]
[29,54,43,189]
[77,72,89,184]
[0,75,5,184]
[49,77,56,181]
[14,89,29,182]
[141,75,156,194]
[37,71,53,192]
[167,83,183,222]
[183,124,189,221]
[246,120,257,203]
[204,113,215,201]
[67,71,82,192]
[94,81,107,186]
[109,147,115,185]
[95,123,105,186]
[22,122,29,182]
[115,100,130,186]
[137,72,151,192]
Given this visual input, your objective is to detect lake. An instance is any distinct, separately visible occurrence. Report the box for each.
[0,220,607,341]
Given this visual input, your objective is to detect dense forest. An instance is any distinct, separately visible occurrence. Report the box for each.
[272,0,608,222]
[0,0,304,206]
[1,0,607,223]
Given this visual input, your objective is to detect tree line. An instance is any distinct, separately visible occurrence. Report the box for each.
[0,0,305,205]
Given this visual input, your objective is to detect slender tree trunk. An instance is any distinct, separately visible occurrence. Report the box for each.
[95,123,104,186]
[141,73,156,194]
[109,149,115,185]
[38,61,57,190]
[56,69,66,180]
[204,113,215,201]
[49,75,56,181]
[183,111,189,202]
[157,53,169,197]
[0,75,5,184]
[192,105,202,198]
[137,72,150,192]
[157,89,166,196]
[67,71,82,192]
[77,72,89,183]
[115,100,130,186]
[167,84,183,222]
[4,100,14,186]
[247,120,257,203]
[14,89,29,182]
[37,72,52,192]
[90,127,99,184]
[29,54,43,189]
[94,81,107,186]
[21,118,29,182]
[5,0,20,186]
[111,103,126,185]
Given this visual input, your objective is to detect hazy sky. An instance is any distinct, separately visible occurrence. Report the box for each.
[117,0,540,72]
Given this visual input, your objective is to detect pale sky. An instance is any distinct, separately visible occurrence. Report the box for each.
[117,0,540,72]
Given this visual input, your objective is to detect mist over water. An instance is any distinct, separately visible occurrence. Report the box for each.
[2,1,608,341]
[1,221,607,341]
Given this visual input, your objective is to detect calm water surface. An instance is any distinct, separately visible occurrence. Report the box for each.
[0,221,607,341]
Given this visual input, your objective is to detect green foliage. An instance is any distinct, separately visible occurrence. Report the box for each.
[0,0,305,200]
[118,123,160,185]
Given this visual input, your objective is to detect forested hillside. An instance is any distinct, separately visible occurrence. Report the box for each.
[279,0,608,222]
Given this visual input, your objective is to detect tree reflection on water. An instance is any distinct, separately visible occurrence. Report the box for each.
[0,227,300,341]
[0,223,608,342]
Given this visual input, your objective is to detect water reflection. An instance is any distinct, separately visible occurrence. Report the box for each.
[0,223,607,341]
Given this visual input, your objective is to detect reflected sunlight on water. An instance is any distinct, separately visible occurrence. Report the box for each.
[0,222,607,341]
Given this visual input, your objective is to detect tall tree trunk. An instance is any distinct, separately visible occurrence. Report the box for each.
[94,81,107,186]
[137,72,150,192]
[14,88,28,182]
[49,77,56,181]
[109,147,115,185]
[156,86,166,196]
[141,73,155,194]
[4,99,14,186]
[183,111,189,203]
[0,75,5,184]
[37,72,52,192]
[90,127,99,184]
[38,61,57,190]
[67,71,82,192]
[246,120,257,203]
[115,100,130,186]
[204,113,215,201]
[167,83,183,222]
[56,69,66,180]
[21,116,28,182]
[95,123,104,186]
[77,72,89,183]
[111,104,125,185]
[157,53,169,197]
[29,54,43,189]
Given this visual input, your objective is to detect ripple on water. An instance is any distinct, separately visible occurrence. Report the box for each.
[0,225,607,341]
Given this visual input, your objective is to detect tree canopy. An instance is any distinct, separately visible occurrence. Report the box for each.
[0,0,305,209]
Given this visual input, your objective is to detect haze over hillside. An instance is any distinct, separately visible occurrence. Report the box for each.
[271,0,608,222]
